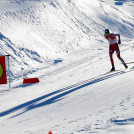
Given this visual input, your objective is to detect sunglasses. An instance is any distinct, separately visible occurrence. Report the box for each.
[105,32,109,35]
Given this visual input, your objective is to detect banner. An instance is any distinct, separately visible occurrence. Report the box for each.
[0,56,7,84]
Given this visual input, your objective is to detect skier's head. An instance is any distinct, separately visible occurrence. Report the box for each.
[105,29,110,36]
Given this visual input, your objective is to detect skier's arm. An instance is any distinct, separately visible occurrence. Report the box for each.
[104,34,108,39]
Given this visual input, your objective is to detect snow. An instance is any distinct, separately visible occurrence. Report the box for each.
[0,0,134,133]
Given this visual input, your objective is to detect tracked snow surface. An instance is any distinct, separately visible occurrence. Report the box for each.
[1,0,134,133]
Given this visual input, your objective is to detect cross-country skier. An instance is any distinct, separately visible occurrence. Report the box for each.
[104,29,128,71]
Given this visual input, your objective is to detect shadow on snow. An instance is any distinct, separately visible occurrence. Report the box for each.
[4,0,57,4]
[0,68,134,118]
[110,118,134,125]
[114,0,134,5]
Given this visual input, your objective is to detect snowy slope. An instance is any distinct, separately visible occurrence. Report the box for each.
[1,0,134,134]
[0,0,134,79]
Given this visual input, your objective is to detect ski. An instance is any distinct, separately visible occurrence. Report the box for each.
[103,70,120,75]
[126,62,134,65]
[102,66,134,76]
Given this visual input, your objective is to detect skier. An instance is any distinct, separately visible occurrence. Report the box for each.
[104,29,128,71]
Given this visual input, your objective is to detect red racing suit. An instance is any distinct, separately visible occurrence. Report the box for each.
[104,33,125,65]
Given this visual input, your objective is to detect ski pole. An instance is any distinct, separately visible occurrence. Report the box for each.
[6,55,11,89]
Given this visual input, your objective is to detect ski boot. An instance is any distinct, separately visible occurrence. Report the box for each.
[124,63,128,69]
[110,67,115,72]
[110,64,115,72]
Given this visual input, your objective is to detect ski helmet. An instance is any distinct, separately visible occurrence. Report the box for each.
[105,29,109,33]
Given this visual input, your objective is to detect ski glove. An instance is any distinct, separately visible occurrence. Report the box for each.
[118,40,121,44]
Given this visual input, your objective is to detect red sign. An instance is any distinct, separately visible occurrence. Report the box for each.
[0,56,7,84]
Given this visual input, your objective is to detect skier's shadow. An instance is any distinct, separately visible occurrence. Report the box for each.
[0,68,134,118]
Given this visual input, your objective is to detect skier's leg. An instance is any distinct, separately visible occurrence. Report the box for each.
[109,51,114,64]
[117,54,128,69]
[109,49,115,71]
[115,44,128,69]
